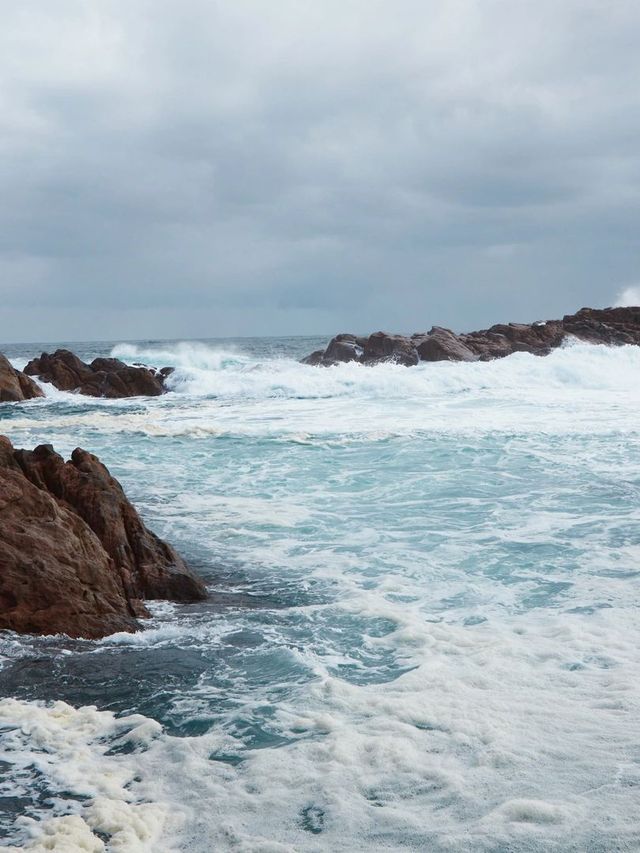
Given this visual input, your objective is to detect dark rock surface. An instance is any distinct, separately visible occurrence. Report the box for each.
[0,354,44,402]
[363,332,419,366]
[302,307,640,366]
[413,327,479,362]
[0,438,207,639]
[23,349,172,398]
[305,332,419,366]
[562,306,640,345]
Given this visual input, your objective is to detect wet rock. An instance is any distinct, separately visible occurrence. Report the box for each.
[301,334,366,366]
[0,437,207,639]
[562,306,640,345]
[362,332,419,366]
[414,327,478,362]
[24,349,172,398]
[301,349,325,366]
[0,354,44,402]
[302,306,640,366]
[461,320,565,360]
[324,335,363,364]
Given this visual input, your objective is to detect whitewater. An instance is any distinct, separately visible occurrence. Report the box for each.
[1,336,639,852]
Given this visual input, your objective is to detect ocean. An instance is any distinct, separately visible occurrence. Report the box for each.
[1,336,639,851]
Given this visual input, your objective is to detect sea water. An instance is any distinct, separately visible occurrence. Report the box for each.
[0,336,639,851]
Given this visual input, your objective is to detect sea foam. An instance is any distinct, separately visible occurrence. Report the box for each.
[2,337,640,850]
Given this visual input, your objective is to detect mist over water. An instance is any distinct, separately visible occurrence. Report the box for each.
[1,337,640,851]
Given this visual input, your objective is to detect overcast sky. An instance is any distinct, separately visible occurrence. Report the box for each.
[1,0,639,343]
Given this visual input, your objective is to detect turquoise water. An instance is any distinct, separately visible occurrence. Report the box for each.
[1,337,640,851]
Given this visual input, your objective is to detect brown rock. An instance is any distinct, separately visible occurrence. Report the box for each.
[323,335,363,364]
[300,334,368,366]
[414,327,479,362]
[301,349,325,366]
[0,437,140,638]
[461,320,565,360]
[562,306,640,345]
[24,349,170,398]
[0,437,207,639]
[363,332,419,366]
[302,304,640,367]
[0,354,44,402]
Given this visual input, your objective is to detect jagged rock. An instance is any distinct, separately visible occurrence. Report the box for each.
[24,349,171,398]
[302,306,640,366]
[0,354,44,402]
[562,306,640,345]
[461,320,565,360]
[362,332,419,366]
[0,438,207,639]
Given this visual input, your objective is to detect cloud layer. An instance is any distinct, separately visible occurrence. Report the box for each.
[2,0,640,342]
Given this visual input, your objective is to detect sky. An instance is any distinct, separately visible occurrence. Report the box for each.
[1,0,640,343]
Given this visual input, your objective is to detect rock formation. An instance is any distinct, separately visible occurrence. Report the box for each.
[303,306,640,366]
[23,349,173,398]
[0,354,44,402]
[0,438,207,639]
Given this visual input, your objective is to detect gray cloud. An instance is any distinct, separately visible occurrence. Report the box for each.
[1,0,640,342]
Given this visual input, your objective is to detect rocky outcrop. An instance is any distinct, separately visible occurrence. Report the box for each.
[561,306,640,345]
[0,355,44,402]
[304,332,418,366]
[23,350,172,398]
[302,306,640,366]
[0,438,207,639]
[459,320,565,360]
[363,332,419,366]
[412,328,479,363]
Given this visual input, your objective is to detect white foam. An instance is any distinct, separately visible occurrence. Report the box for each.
[6,342,640,446]
[0,699,178,852]
[3,338,640,850]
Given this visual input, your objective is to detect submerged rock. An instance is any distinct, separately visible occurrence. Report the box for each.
[0,354,44,402]
[23,349,172,398]
[302,306,640,366]
[0,437,207,639]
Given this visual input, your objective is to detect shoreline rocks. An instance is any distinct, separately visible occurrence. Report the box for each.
[303,306,640,366]
[0,437,207,639]
[23,349,173,398]
[0,354,44,402]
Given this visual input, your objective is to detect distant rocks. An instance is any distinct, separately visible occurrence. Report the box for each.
[0,437,207,639]
[302,307,640,367]
[412,327,478,363]
[304,332,419,366]
[363,332,420,366]
[23,349,173,398]
[0,354,44,402]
